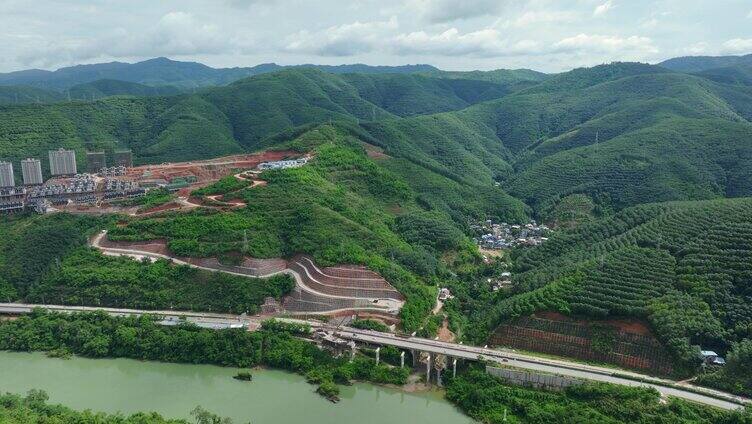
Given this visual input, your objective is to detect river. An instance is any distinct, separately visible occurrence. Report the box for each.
[0,351,474,423]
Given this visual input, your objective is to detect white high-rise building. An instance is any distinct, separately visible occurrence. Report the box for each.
[0,162,14,187]
[21,158,44,185]
[48,148,77,176]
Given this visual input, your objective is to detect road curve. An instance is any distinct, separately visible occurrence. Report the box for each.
[0,302,748,411]
[90,230,403,314]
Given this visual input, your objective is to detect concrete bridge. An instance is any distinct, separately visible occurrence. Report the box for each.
[0,302,748,411]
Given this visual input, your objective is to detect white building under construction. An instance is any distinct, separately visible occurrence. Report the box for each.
[0,162,14,187]
[49,148,77,176]
[21,158,44,185]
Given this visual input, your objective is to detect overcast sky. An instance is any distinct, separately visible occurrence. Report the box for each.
[1,0,750,73]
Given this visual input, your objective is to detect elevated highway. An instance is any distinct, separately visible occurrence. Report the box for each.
[0,302,748,410]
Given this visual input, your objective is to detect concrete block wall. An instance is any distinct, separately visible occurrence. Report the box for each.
[486,366,583,391]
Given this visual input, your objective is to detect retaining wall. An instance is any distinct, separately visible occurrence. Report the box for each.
[486,366,583,391]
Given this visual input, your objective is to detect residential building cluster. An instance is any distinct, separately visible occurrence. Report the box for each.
[0,186,26,213]
[0,148,140,213]
[28,174,97,203]
[99,166,128,177]
[489,271,513,292]
[473,220,552,250]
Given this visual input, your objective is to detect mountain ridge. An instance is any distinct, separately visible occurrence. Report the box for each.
[0,57,443,90]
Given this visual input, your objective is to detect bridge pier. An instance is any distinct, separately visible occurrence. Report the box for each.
[400,351,405,368]
[452,357,457,378]
[375,347,381,366]
[425,353,431,383]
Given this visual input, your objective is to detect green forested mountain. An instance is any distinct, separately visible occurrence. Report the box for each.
[355,63,752,213]
[3,60,752,221]
[105,124,526,330]
[3,61,752,211]
[0,80,183,105]
[695,65,752,86]
[0,57,440,90]
[0,68,389,169]
[659,53,752,73]
[0,67,537,169]
[422,68,549,84]
[340,73,512,116]
[68,79,183,100]
[0,124,525,332]
[0,85,63,105]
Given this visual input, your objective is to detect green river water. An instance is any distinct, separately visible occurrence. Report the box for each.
[0,351,474,423]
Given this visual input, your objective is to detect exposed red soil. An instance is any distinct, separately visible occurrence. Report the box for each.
[437,318,456,342]
[98,238,171,256]
[187,196,208,206]
[492,311,674,374]
[127,150,300,185]
[536,311,653,336]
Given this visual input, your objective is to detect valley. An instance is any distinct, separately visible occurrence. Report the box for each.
[2,53,752,423]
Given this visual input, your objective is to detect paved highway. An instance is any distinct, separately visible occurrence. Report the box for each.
[0,302,748,410]
[333,327,749,410]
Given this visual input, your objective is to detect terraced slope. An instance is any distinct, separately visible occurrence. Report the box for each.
[478,198,752,372]
[92,234,403,316]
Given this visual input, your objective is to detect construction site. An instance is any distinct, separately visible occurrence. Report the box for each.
[1,149,304,214]
[123,151,298,195]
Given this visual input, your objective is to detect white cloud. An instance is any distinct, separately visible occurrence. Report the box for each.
[392,28,539,57]
[285,18,398,56]
[410,0,508,23]
[16,11,250,67]
[499,10,579,28]
[284,19,542,58]
[593,1,614,17]
[747,10,752,19]
[553,34,658,55]
[722,38,752,53]
[684,42,708,55]
[1,0,750,74]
